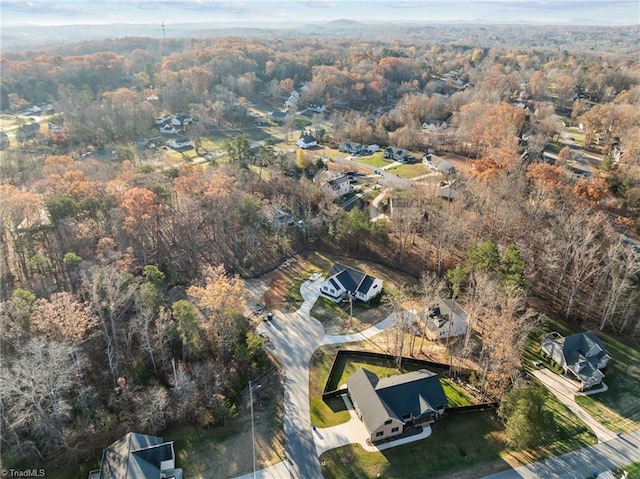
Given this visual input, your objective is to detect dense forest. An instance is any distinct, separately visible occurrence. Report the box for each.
[1,24,639,469]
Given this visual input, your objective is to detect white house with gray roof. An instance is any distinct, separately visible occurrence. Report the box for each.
[319,263,382,303]
[541,331,610,391]
[425,298,468,340]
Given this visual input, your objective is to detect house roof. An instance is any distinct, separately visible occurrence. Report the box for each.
[347,368,447,433]
[327,175,351,189]
[377,369,447,417]
[299,135,316,143]
[426,299,466,334]
[325,262,374,295]
[172,136,189,143]
[542,332,609,383]
[346,369,399,432]
[269,110,287,119]
[100,433,174,479]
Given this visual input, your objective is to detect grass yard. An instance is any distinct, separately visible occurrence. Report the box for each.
[353,152,391,168]
[310,346,352,428]
[320,411,507,479]
[625,462,640,478]
[309,294,391,334]
[172,372,285,479]
[310,345,475,428]
[574,332,640,434]
[387,162,431,178]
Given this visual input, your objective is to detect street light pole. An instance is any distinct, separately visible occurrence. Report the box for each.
[250,380,256,479]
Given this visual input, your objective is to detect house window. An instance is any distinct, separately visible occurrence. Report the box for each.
[375,431,384,437]
[391,427,399,433]
[384,420,392,425]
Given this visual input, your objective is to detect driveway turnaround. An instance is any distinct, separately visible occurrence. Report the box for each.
[533,368,617,443]
[252,278,400,479]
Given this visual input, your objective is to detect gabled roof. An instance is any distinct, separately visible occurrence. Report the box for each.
[299,135,317,143]
[377,369,447,417]
[100,432,174,479]
[542,331,609,384]
[346,369,399,432]
[347,368,447,433]
[326,263,364,291]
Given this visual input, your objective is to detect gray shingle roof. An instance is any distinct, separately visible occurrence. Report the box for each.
[100,433,174,479]
[347,368,447,434]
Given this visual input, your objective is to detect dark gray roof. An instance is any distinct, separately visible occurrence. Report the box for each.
[346,369,399,432]
[300,135,316,143]
[326,263,375,296]
[561,332,607,380]
[377,370,447,418]
[100,433,174,479]
[347,368,447,433]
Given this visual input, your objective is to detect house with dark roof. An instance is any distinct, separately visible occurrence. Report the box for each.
[425,298,467,340]
[319,174,352,200]
[384,146,413,163]
[540,331,610,391]
[16,123,40,141]
[346,368,447,442]
[339,141,365,155]
[296,135,317,149]
[268,110,288,123]
[88,432,182,479]
[168,136,191,149]
[319,263,383,303]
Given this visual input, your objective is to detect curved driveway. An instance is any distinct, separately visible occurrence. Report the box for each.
[248,279,640,479]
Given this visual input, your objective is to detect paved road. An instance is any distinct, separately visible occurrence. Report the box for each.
[259,280,325,479]
[481,428,640,479]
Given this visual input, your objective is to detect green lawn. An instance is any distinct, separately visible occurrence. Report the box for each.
[387,162,431,178]
[353,152,391,168]
[320,411,506,479]
[310,347,352,428]
[574,331,640,434]
[625,462,640,478]
[310,346,475,427]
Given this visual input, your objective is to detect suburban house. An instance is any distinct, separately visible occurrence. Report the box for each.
[346,368,447,443]
[284,90,300,109]
[88,432,182,479]
[0,131,9,149]
[319,263,383,303]
[437,180,458,200]
[339,141,365,155]
[169,137,191,149]
[425,298,468,340]
[423,154,454,174]
[270,209,295,229]
[155,114,171,125]
[307,103,326,113]
[384,146,413,163]
[540,331,610,391]
[171,114,193,127]
[16,123,40,141]
[268,110,288,123]
[160,124,178,135]
[366,144,380,153]
[319,174,352,200]
[296,135,317,149]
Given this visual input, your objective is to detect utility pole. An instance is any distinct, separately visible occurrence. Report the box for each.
[249,380,256,479]
[161,21,166,39]
[249,380,261,479]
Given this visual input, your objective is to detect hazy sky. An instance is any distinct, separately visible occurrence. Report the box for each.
[2,0,639,26]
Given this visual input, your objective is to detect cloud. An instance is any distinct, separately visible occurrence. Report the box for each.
[300,0,336,7]
[135,0,265,13]
[2,0,90,16]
